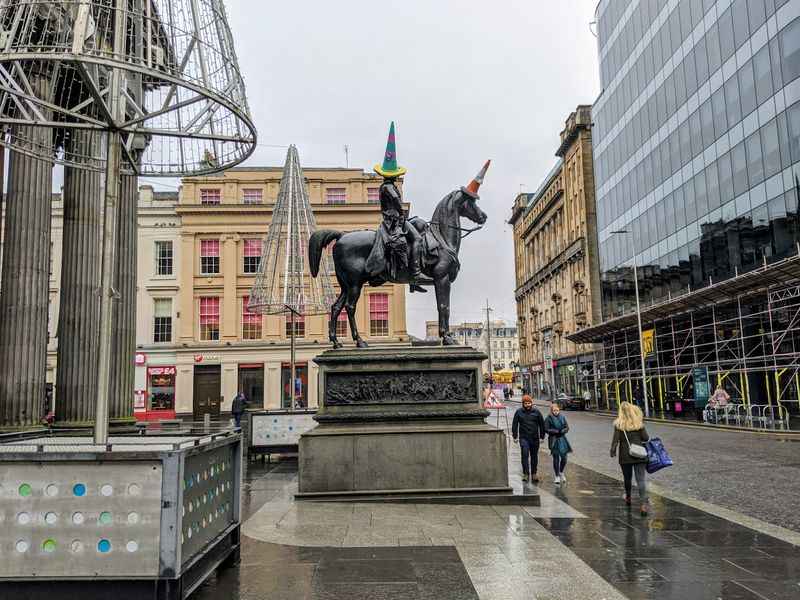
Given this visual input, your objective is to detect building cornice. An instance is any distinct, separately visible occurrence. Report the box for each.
[521,188,564,240]
[515,236,586,301]
[556,105,592,158]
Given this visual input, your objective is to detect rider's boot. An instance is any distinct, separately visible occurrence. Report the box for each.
[409,237,427,294]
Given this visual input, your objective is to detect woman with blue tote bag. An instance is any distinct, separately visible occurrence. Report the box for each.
[610,401,650,515]
[544,402,572,484]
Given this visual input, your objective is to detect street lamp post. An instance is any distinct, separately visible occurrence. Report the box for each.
[611,230,650,418]
[285,304,301,408]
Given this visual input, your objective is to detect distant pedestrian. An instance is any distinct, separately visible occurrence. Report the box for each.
[610,401,650,516]
[709,385,730,407]
[633,384,643,410]
[545,402,572,484]
[512,394,546,483]
[503,387,510,402]
[231,390,248,428]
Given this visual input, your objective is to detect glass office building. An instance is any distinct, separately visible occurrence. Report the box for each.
[595,0,800,316]
[570,0,800,415]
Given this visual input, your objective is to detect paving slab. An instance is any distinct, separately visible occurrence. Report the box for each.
[193,428,800,600]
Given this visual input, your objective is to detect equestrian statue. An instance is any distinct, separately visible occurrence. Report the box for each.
[309,121,489,348]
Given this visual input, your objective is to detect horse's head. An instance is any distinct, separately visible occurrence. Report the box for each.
[455,189,487,225]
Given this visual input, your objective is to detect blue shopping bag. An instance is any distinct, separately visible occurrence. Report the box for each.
[645,437,673,474]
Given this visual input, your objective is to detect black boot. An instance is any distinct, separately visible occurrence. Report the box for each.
[409,238,427,293]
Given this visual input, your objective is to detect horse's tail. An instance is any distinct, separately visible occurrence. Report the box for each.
[308,230,343,277]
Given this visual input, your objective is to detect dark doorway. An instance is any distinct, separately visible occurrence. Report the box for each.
[238,364,264,409]
[193,365,221,420]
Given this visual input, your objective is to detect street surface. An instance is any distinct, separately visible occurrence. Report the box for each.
[539,405,800,534]
[195,443,800,600]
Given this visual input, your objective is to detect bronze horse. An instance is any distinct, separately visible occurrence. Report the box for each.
[309,188,487,348]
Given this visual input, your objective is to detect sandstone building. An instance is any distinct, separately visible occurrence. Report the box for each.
[133,167,410,419]
[509,106,601,398]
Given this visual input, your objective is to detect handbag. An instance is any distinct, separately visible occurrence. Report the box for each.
[622,429,648,459]
[644,438,673,474]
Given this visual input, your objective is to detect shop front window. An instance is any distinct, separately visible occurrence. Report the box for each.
[238,364,264,408]
[281,363,308,408]
[148,367,176,411]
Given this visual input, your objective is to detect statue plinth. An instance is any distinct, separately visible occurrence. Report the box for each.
[296,346,511,499]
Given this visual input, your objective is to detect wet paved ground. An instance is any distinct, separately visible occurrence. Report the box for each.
[539,463,800,600]
[193,415,800,599]
[532,404,800,533]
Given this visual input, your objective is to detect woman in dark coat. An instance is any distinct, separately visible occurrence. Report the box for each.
[610,401,650,515]
[544,402,572,484]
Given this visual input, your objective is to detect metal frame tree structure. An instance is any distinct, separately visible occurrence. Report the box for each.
[248,145,337,407]
[0,0,256,439]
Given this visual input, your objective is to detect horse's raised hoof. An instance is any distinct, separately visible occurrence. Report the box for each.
[355,339,369,349]
[442,334,458,346]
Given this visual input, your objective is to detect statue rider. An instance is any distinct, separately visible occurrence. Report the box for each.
[366,122,426,293]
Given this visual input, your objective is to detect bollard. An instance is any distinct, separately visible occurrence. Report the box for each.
[204,413,211,433]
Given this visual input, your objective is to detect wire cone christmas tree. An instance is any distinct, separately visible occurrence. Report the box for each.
[248,145,337,316]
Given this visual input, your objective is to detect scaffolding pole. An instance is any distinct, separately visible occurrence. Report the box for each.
[93,0,126,445]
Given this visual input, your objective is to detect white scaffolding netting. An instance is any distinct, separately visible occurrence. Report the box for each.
[0,0,255,175]
[248,145,337,316]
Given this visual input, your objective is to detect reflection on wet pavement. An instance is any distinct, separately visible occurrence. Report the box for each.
[535,462,800,600]
[192,449,800,600]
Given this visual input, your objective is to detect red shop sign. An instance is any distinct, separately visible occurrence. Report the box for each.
[148,366,176,376]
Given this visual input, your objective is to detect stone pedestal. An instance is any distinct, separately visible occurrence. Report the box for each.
[297,347,510,499]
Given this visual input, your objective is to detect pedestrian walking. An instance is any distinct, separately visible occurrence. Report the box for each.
[610,401,650,516]
[544,402,572,484]
[504,386,511,402]
[511,394,546,483]
[231,389,248,429]
[633,384,643,410]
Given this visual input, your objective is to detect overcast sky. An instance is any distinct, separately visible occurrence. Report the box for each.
[224,0,601,338]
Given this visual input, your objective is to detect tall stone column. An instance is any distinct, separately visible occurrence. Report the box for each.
[55,132,103,424]
[0,130,53,428]
[108,172,138,421]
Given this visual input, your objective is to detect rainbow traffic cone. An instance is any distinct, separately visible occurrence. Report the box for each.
[374,121,407,178]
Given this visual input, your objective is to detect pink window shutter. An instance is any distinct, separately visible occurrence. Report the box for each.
[201,239,220,257]
[242,297,261,324]
[244,239,261,257]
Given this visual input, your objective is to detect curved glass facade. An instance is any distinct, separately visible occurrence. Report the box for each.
[594,0,800,318]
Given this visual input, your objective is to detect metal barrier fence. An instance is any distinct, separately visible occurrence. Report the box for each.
[704,403,791,430]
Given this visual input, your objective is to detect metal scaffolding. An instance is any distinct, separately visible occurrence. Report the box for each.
[591,284,800,421]
[570,250,800,426]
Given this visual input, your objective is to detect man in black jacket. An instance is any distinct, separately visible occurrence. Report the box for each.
[231,390,248,429]
[512,394,546,482]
